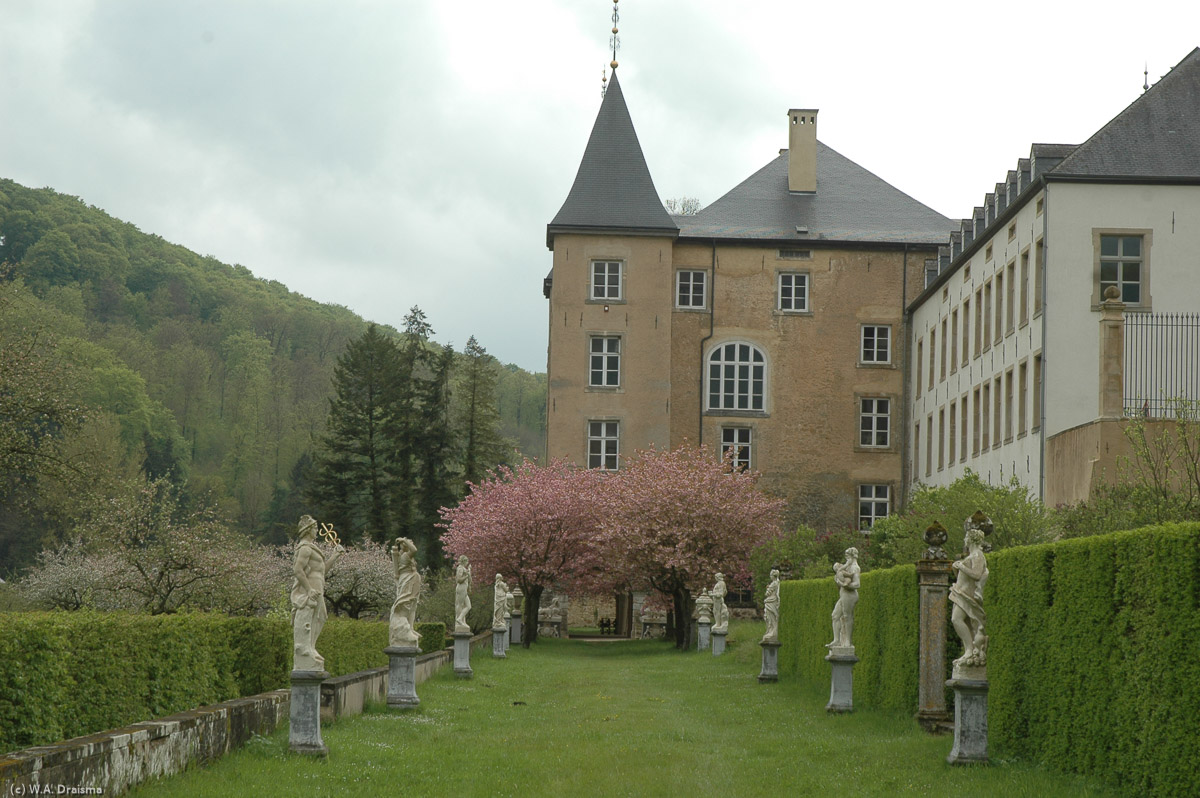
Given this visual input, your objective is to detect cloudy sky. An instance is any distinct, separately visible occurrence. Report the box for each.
[3,1,1195,372]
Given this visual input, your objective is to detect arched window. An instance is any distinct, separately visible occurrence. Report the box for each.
[707,342,765,411]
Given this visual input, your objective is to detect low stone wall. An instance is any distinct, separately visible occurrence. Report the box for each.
[0,632,492,797]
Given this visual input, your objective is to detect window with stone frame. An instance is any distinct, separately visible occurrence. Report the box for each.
[859,397,890,448]
[721,427,752,471]
[777,272,809,312]
[860,325,891,364]
[858,484,890,530]
[590,260,623,301]
[588,336,620,387]
[587,420,619,471]
[707,342,766,412]
[1099,234,1145,304]
[676,270,706,309]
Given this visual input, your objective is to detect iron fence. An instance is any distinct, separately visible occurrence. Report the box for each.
[1124,312,1200,418]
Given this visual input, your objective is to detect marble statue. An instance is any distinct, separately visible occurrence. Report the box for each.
[827,547,860,650]
[388,537,422,647]
[950,526,989,670]
[493,573,509,629]
[761,569,781,643]
[290,515,343,671]
[454,555,472,634]
[711,573,729,633]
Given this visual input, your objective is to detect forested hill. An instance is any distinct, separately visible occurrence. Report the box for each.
[0,178,545,570]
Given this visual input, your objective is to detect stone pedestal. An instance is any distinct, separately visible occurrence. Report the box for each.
[384,645,420,709]
[825,650,858,713]
[453,631,473,678]
[711,630,727,656]
[492,627,507,658]
[697,621,711,652]
[916,558,954,731]
[510,613,522,647]
[758,641,780,682]
[288,669,329,756]
[947,669,989,765]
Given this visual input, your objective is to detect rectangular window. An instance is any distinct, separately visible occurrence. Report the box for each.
[860,325,891,364]
[950,310,959,374]
[590,261,622,301]
[925,414,933,476]
[1033,354,1043,431]
[949,402,957,464]
[925,259,939,288]
[858,485,890,530]
[974,289,983,357]
[914,421,920,477]
[1005,261,1016,334]
[972,387,981,456]
[588,336,620,387]
[675,270,706,309]
[983,282,993,351]
[939,318,948,381]
[938,408,946,471]
[1004,369,1014,443]
[961,300,970,366]
[721,427,752,471]
[1034,240,1044,315]
[960,395,968,462]
[1099,235,1143,303]
[928,328,936,390]
[916,339,924,394]
[859,398,890,448]
[993,273,1003,345]
[1020,251,1030,326]
[981,382,991,450]
[994,376,1003,446]
[587,420,619,470]
[778,272,809,312]
[1018,361,1028,437]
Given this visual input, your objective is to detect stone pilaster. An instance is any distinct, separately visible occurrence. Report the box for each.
[384,645,420,709]
[825,650,857,713]
[288,669,329,756]
[758,641,780,682]
[711,630,727,656]
[916,557,953,731]
[453,631,473,678]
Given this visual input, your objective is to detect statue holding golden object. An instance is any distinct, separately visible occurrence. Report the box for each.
[291,515,344,672]
[318,521,341,548]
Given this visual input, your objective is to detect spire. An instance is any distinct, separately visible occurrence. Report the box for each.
[546,69,678,248]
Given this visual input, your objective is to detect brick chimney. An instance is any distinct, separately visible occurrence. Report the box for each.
[787,109,818,193]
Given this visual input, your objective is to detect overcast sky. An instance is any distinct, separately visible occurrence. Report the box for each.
[3,1,1196,372]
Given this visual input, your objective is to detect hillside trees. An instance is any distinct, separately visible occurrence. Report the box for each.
[456,336,512,486]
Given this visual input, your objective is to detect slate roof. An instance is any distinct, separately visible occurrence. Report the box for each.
[547,70,678,248]
[675,143,955,245]
[1051,48,1200,179]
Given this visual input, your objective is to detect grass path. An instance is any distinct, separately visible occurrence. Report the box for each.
[129,622,1116,797]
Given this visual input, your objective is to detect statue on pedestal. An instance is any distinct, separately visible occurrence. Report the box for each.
[492,573,509,629]
[827,547,860,651]
[291,515,343,672]
[950,526,989,673]
[454,555,472,634]
[711,573,729,633]
[761,569,781,643]
[388,537,422,647]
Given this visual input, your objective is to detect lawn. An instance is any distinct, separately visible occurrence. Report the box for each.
[129,621,1117,797]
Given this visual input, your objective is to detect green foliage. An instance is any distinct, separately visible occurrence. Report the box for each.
[779,522,1200,795]
[414,622,447,654]
[870,471,1050,566]
[0,612,289,752]
[315,618,388,676]
[750,524,879,598]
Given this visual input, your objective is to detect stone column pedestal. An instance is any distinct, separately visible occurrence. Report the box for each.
[288,669,329,756]
[825,650,858,713]
[758,641,780,682]
[453,631,473,678]
[916,557,954,731]
[697,621,712,652]
[510,613,522,647]
[492,627,507,658]
[947,672,989,765]
[711,630,727,656]
[384,645,420,709]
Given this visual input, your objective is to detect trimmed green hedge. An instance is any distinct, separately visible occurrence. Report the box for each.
[0,612,406,752]
[778,522,1200,795]
[415,622,448,654]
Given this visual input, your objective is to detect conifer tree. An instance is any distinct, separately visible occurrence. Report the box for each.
[457,336,511,485]
[415,342,458,563]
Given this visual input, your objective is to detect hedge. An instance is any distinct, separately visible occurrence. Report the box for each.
[778,522,1200,795]
[0,612,413,753]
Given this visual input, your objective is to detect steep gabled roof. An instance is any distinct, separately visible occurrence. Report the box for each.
[676,143,955,245]
[1052,47,1200,179]
[547,70,678,248]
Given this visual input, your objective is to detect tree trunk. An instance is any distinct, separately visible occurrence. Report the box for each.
[521,583,543,648]
[672,587,694,650]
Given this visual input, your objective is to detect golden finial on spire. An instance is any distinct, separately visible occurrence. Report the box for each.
[609,0,620,70]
